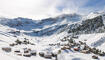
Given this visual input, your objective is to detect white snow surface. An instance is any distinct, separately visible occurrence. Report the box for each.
[0,13,105,60]
[0,23,105,60]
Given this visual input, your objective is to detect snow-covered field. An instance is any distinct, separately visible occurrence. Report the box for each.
[0,13,105,60]
[0,25,105,60]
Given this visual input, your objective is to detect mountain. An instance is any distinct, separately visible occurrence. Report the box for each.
[0,12,105,60]
[0,13,82,36]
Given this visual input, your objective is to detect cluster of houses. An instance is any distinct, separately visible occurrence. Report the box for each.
[14,48,36,57]
[9,38,35,47]
[1,38,58,60]
[48,35,105,59]
[1,35,105,60]
[2,46,58,59]
[60,36,105,59]
[39,51,58,59]
[2,38,37,57]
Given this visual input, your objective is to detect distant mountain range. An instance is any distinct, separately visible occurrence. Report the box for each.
[0,12,105,36]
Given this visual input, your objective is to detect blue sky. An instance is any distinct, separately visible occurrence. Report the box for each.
[57,0,105,14]
[0,0,105,19]
[84,0,105,7]
[82,0,105,12]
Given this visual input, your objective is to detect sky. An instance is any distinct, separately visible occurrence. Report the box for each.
[0,0,105,19]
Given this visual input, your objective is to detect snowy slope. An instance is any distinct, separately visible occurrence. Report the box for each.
[0,12,105,60]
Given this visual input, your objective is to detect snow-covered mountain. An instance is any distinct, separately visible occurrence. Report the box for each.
[0,12,105,60]
[0,13,82,36]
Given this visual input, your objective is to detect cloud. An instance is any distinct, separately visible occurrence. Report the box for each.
[0,0,104,19]
[0,0,62,19]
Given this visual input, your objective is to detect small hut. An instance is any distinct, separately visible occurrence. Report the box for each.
[73,47,80,51]
[39,52,44,57]
[30,50,36,56]
[2,47,11,52]
[44,52,52,59]
[92,55,98,59]
[23,53,31,57]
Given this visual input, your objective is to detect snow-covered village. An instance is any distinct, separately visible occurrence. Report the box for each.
[0,0,105,60]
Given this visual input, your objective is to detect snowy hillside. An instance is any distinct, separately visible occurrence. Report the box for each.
[0,13,105,60]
